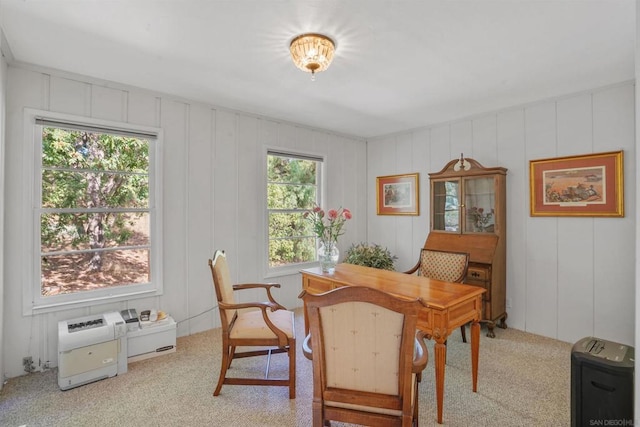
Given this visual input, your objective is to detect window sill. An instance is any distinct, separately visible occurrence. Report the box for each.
[27,288,160,316]
[264,261,318,280]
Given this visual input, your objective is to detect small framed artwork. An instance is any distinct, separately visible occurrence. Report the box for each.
[529,150,623,217]
[376,173,419,215]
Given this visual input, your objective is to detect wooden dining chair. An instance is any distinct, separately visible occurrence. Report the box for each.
[404,248,471,342]
[208,249,296,398]
[300,286,428,427]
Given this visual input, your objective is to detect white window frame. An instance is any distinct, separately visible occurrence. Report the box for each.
[23,109,163,315]
[264,148,325,277]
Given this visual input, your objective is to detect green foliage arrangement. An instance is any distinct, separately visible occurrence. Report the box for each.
[343,242,397,271]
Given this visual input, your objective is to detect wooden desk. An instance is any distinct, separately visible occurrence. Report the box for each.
[300,263,485,424]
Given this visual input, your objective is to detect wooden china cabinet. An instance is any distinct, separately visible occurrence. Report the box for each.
[426,156,507,337]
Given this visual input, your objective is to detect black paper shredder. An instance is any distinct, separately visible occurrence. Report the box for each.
[571,336,634,427]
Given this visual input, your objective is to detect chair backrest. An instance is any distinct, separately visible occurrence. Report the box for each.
[208,250,237,328]
[302,286,424,422]
[419,248,469,283]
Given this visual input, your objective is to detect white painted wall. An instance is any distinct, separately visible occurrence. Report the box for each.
[0,32,7,389]
[3,64,367,378]
[1,62,636,385]
[368,82,636,346]
[634,1,639,419]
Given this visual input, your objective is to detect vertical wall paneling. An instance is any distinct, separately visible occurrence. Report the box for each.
[555,94,595,342]
[127,92,160,127]
[91,86,126,122]
[354,137,368,246]
[337,134,358,252]
[592,85,636,343]
[49,76,89,116]
[428,125,451,171]
[4,64,367,377]
[209,108,218,327]
[410,128,430,268]
[160,99,189,335]
[259,118,278,279]
[277,122,297,150]
[394,133,414,271]
[1,61,632,376]
[472,115,498,165]
[497,108,526,330]
[187,104,215,334]
[556,94,593,156]
[325,130,343,213]
[367,83,635,343]
[634,6,640,417]
[0,44,7,389]
[1,66,368,377]
[212,110,239,298]
[450,120,472,161]
[523,102,560,338]
[236,114,261,303]
[238,115,260,273]
[366,136,392,249]
[123,92,161,314]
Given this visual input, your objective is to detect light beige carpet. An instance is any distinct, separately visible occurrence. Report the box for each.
[0,308,571,426]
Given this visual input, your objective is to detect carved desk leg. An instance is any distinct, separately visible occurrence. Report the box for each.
[434,340,447,424]
[471,320,480,392]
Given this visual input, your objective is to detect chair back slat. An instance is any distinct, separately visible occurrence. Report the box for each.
[419,249,469,283]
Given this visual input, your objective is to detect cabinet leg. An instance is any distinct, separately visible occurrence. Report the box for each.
[499,313,508,329]
[486,321,496,338]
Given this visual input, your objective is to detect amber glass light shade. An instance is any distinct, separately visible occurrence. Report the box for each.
[290,33,335,79]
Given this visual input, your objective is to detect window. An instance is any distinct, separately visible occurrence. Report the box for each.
[267,151,322,270]
[25,110,162,313]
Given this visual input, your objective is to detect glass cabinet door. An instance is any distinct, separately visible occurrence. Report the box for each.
[432,179,460,232]
[464,177,495,233]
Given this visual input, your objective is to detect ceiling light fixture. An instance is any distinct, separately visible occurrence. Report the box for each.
[289,33,335,81]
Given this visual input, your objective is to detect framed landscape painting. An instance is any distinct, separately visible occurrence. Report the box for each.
[376,173,419,215]
[529,151,623,217]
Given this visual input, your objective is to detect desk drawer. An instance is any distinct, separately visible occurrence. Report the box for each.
[466,265,491,300]
[304,277,333,294]
[467,266,489,282]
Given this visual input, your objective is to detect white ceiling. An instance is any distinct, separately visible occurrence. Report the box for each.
[0,1,635,138]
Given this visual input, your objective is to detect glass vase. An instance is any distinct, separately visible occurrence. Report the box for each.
[318,241,339,274]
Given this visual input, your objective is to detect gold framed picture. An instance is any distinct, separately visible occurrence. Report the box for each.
[376,173,419,216]
[529,151,623,217]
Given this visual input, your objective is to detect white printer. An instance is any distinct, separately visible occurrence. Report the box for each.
[58,311,128,390]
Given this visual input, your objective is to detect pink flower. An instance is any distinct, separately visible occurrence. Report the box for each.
[305,204,353,245]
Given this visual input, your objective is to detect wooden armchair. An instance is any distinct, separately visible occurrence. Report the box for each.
[404,248,470,342]
[300,286,428,427]
[208,249,296,398]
